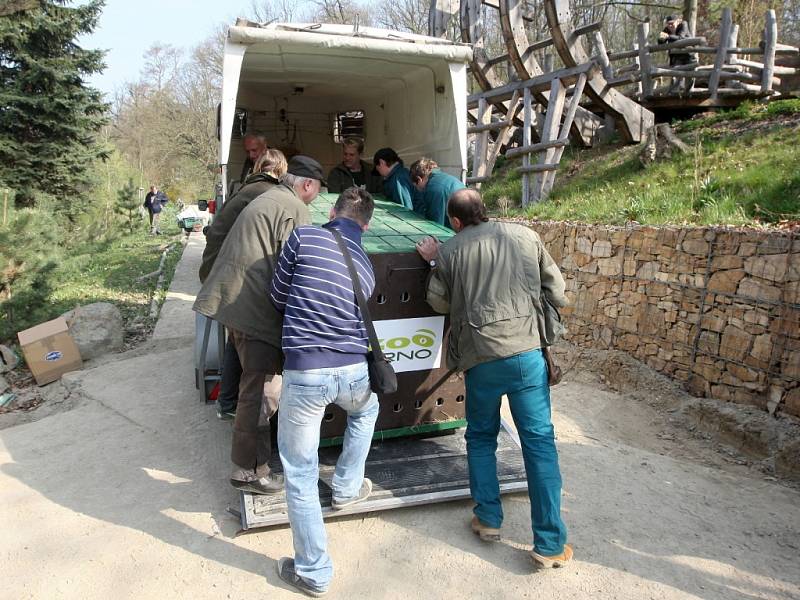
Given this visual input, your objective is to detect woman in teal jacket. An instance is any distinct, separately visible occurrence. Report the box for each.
[409,157,466,229]
[373,147,422,213]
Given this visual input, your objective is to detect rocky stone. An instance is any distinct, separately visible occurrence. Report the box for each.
[783,350,800,379]
[784,388,800,418]
[697,331,720,355]
[707,270,744,294]
[727,363,759,383]
[710,256,744,271]
[682,239,709,255]
[743,310,770,327]
[636,261,658,280]
[0,374,8,394]
[576,236,592,255]
[720,325,752,362]
[750,334,773,363]
[597,255,622,276]
[688,375,710,397]
[737,277,782,303]
[0,344,19,373]
[62,302,125,361]
[744,253,788,283]
[592,240,613,258]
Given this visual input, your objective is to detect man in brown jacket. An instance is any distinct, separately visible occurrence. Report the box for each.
[194,155,326,494]
[416,189,573,569]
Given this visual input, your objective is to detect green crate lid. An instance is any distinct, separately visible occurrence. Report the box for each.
[310,192,453,254]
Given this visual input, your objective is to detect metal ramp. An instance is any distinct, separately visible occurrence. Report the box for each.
[233,421,527,531]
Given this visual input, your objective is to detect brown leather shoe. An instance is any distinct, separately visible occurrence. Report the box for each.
[470,516,501,542]
[531,543,574,568]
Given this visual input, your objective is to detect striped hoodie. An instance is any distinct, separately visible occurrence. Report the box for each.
[269,217,376,371]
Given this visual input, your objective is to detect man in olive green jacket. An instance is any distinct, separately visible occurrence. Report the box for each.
[416,188,573,569]
[194,156,326,495]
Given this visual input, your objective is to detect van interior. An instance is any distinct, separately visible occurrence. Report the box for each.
[219,23,472,195]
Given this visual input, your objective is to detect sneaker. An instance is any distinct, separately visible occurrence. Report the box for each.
[531,544,574,569]
[230,472,284,495]
[216,407,236,420]
[331,478,372,510]
[470,515,501,542]
[276,557,327,597]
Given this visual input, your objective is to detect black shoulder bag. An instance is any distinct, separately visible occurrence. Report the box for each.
[331,229,398,395]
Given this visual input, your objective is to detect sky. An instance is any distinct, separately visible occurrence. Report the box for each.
[78,0,258,97]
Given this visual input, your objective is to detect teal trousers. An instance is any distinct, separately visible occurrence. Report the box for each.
[464,349,568,556]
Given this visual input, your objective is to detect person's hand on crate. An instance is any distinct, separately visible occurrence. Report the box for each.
[416,236,440,263]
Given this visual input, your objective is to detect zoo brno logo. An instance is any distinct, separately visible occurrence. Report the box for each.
[44,351,63,362]
[379,328,437,362]
[373,317,445,374]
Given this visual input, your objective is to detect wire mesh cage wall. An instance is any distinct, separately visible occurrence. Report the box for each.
[529,222,799,416]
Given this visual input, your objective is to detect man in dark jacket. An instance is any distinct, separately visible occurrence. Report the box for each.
[193,155,326,495]
[326,137,382,194]
[658,15,694,92]
[200,149,288,420]
[143,185,165,235]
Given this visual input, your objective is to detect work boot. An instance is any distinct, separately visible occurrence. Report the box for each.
[276,557,327,597]
[470,515,501,542]
[531,543,574,569]
[230,468,284,495]
[331,478,372,510]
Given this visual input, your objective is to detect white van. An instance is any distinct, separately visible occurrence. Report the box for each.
[218,21,473,198]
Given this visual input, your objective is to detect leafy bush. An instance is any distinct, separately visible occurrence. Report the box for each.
[765,99,800,116]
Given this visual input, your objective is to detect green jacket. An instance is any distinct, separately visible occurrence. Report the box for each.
[326,160,383,194]
[193,184,311,345]
[426,221,567,372]
[422,169,465,229]
[199,173,280,283]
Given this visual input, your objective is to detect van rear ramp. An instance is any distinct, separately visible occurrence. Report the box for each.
[233,420,527,530]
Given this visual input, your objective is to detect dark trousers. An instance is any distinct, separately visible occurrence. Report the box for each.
[218,337,241,412]
[230,329,283,474]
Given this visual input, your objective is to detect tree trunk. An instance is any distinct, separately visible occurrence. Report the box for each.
[683,0,698,37]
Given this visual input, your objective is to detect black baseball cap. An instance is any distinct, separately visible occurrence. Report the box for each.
[287,155,327,187]
[372,147,401,175]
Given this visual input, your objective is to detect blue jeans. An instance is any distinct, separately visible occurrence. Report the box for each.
[278,362,379,591]
[464,349,567,556]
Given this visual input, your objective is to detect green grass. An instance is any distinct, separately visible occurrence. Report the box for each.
[0,204,186,342]
[481,100,800,226]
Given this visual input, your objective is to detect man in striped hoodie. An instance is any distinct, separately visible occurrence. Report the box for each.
[269,187,378,597]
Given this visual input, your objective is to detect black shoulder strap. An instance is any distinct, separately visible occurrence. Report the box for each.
[330,229,385,361]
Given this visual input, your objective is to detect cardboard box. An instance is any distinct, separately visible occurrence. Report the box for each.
[17,317,82,386]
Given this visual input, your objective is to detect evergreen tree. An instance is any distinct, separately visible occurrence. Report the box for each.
[115,178,139,233]
[0,0,109,219]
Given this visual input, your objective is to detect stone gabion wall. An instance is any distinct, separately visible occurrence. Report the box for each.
[525,221,800,418]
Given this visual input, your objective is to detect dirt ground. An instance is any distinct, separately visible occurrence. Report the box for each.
[1,233,798,600]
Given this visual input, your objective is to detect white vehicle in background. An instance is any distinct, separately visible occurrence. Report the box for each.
[217,20,472,202]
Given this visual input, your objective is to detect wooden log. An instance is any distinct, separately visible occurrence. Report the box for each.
[518,163,560,173]
[650,67,778,84]
[505,137,570,159]
[607,37,707,60]
[466,175,492,184]
[735,58,798,74]
[690,46,799,55]
[709,7,733,100]
[472,97,491,185]
[615,62,640,75]
[632,42,643,97]
[468,119,511,133]
[466,62,596,108]
[542,72,586,196]
[605,73,643,87]
[521,87,532,206]
[592,31,613,80]
[762,9,777,93]
[728,24,739,66]
[637,23,653,97]
[532,78,566,202]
